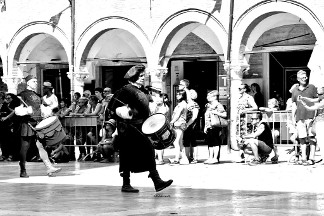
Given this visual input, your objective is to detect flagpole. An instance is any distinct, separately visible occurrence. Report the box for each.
[226,0,234,151]
[70,0,75,102]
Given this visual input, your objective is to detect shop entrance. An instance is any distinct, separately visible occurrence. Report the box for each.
[269,50,312,109]
[42,68,70,101]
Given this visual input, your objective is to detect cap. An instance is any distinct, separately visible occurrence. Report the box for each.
[43,81,53,88]
[25,75,36,83]
[124,65,145,79]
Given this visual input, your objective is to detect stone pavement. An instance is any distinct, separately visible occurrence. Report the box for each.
[0,145,323,215]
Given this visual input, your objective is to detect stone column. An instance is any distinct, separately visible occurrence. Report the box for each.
[1,66,24,94]
[67,66,89,95]
[224,60,250,151]
[1,76,23,94]
[146,66,168,93]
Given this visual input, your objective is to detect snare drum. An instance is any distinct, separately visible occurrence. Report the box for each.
[35,116,66,146]
[142,113,175,150]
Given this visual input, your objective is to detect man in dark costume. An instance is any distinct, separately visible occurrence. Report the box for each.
[15,75,62,177]
[108,65,173,193]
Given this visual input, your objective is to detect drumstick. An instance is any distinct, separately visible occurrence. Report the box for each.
[111,97,127,106]
[17,96,29,107]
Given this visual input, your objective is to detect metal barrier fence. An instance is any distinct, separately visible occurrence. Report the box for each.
[60,116,102,159]
[238,110,293,146]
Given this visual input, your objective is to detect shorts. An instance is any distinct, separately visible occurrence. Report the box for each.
[296,119,314,138]
[257,140,272,155]
[183,124,198,147]
[205,127,221,147]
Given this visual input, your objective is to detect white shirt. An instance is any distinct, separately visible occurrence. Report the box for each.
[43,94,58,110]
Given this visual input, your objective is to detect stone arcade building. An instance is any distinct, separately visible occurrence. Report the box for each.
[0,0,323,146]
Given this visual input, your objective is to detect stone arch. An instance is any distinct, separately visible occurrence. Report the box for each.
[232,0,324,62]
[7,22,70,74]
[75,16,151,69]
[153,9,228,67]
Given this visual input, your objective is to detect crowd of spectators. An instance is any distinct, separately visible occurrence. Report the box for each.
[1,69,323,168]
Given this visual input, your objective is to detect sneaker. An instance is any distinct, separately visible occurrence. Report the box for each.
[260,155,269,163]
[205,158,218,164]
[169,159,179,165]
[190,159,198,164]
[156,160,165,165]
[249,158,261,166]
[271,155,279,164]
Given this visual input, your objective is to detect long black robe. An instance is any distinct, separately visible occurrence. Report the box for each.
[108,84,156,173]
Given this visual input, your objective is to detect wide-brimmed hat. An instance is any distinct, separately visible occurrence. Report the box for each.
[124,65,145,79]
[104,119,116,128]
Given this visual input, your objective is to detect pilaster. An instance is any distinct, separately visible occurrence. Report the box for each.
[67,66,90,95]
[223,60,250,151]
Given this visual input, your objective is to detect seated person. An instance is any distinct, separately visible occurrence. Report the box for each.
[241,112,274,166]
[97,119,116,163]
[46,143,70,163]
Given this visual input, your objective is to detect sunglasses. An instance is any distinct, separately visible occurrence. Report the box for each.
[251,118,259,120]
[239,88,245,90]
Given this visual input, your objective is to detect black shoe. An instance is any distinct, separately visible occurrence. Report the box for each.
[121,185,139,193]
[20,170,29,178]
[154,179,173,192]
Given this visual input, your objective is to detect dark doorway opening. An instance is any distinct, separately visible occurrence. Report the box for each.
[183,61,218,142]
[43,68,70,101]
[101,66,133,93]
[269,50,312,109]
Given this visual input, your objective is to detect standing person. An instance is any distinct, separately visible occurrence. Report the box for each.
[15,75,62,177]
[56,98,70,119]
[291,70,317,166]
[100,87,114,124]
[299,86,324,165]
[0,93,20,161]
[108,65,172,193]
[69,97,89,161]
[183,89,200,164]
[94,87,104,103]
[169,90,188,165]
[70,92,81,112]
[42,81,58,111]
[84,95,103,161]
[203,90,226,164]
[242,112,274,166]
[149,93,170,165]
[83,90,91,99]
[235,83,258,162]
[251,83,264,108]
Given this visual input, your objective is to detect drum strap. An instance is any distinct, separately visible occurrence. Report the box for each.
[119,118,144,125]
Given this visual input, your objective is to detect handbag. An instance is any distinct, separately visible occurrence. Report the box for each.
[210,113,228,127]
[310,118,317,135]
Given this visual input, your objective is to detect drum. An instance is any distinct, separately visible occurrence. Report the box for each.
[142,113,176,150]
[35,116,66,146]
